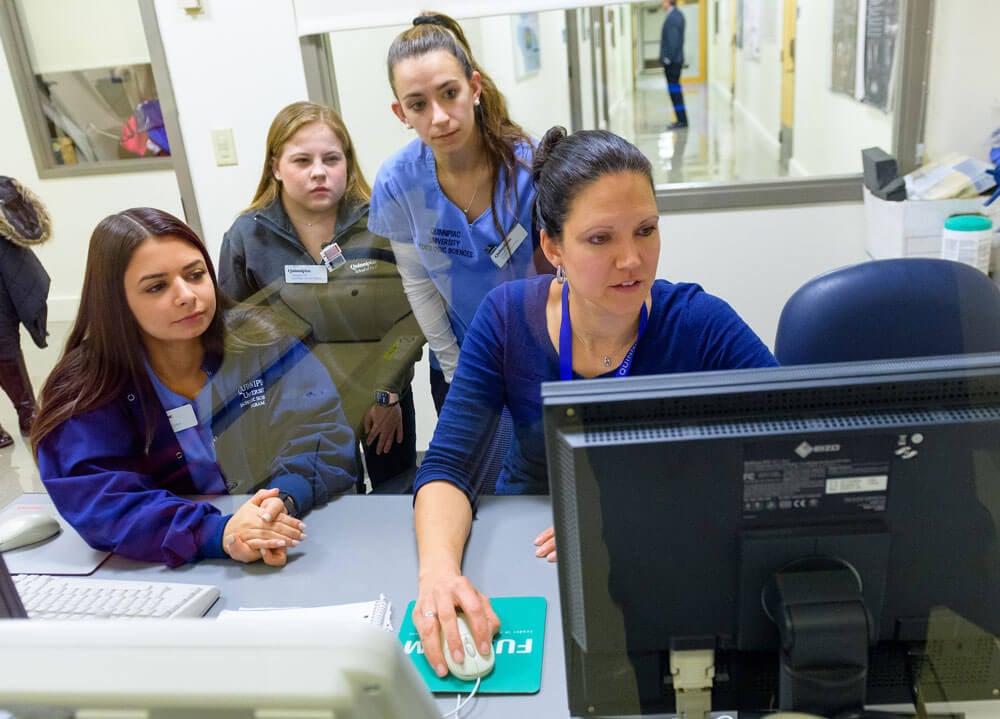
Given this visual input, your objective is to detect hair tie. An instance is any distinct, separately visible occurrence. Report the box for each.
[413,15,446,28]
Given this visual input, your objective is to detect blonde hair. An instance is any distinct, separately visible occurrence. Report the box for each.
[246,101,371,214]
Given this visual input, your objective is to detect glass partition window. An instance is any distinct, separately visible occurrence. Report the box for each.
[316,0,925,208]
[0,0,171,175]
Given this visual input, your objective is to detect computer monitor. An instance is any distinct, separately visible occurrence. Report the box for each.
[543,354,1000,717]
[0,616,439,718]
[0,554,26,618]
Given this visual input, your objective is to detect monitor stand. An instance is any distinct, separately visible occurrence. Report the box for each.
[764,557,872,716]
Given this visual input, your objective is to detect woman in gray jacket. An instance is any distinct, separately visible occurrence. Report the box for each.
[220,102,423,492]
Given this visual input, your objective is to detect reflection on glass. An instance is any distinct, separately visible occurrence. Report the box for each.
[327,0,902,187]
[36,64,169,164]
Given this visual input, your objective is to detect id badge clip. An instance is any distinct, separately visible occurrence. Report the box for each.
[489,223,528,268]
[320,242,346,272]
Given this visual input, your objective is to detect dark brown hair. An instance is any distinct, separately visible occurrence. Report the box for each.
[387,11,532,240]
[532,127,654,241]
[31,208,228,456]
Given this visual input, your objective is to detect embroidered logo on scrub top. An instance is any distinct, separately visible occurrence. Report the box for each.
[349,259,377,273]
[237,378,265,410]
[425,227,473,258]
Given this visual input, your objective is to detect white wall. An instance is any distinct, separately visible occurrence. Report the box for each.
[732,0,782,146]
[791,0,893,176]
[603,5,636,136]
[708,0,734,93]
[16,0,149,73]
[478,11,573,139]
[924,0,1000,164]
[661,202,867,348]
[150,0,307,263]
[0,12,182,322]
[328,23,411,184]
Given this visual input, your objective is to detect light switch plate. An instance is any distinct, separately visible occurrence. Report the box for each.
[210,129,238,167]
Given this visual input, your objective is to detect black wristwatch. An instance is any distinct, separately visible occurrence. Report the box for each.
[375,389,400,407]
[277,491,298,518]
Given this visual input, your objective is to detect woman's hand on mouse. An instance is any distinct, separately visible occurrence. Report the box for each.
[414,570,500,678]
[534,525,557,562]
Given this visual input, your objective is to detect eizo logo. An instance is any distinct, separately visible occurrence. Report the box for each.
[795,441,841,458]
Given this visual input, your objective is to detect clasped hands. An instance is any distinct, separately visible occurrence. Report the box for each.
[223,487,307,566]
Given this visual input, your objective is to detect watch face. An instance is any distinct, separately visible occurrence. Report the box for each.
[375,390,389,405]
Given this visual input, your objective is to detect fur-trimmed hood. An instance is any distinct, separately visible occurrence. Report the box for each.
[0,176,52,247]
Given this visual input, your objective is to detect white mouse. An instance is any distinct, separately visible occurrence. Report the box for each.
[0,513,62,552]
[442,612,495,681]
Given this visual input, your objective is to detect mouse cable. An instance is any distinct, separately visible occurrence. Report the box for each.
[440,677,481,719]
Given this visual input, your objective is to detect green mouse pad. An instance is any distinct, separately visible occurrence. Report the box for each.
[397,596,546,694]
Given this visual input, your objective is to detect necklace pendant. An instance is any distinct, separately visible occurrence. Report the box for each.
[603,356,612,367]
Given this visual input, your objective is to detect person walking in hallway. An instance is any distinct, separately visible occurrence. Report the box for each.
[660,0,687,130]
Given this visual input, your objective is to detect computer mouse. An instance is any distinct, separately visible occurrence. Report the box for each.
[0,512,62,552]
[442,612,495,681]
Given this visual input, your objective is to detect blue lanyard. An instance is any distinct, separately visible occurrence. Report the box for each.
[559,281,648,381]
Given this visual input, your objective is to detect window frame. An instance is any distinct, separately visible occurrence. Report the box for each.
[0,0,174,178]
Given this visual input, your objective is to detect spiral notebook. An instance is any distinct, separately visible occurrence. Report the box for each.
[216,594,392,631]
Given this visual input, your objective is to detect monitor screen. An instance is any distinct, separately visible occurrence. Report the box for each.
[543,354,1000,717]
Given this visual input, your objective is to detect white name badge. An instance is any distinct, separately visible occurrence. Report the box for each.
[166,404,198,433]
[284,265,328,284]
[490,223,529,268]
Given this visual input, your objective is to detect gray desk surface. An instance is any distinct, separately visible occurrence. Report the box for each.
[90,494,569,718]
[17,492,999,719]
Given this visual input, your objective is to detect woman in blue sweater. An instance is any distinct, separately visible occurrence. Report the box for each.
[32,208,356,567]
[412,128,778,678]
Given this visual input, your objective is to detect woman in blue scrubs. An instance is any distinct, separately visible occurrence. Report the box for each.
[369,12,546,412]
[31,208,357,567]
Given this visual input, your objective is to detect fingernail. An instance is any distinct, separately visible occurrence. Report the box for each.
[300,532,307,540]
[276,540,286,547]
[288,539,298,547]
[299,522,307,530]
[480,641,491,655]
[225,535,234,547]
[535,547,545,557]
[452,649,464,663]
[260,512,272,522]
[435,664,448,678]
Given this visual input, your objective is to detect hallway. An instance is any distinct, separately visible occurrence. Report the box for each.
[623,71,791,187]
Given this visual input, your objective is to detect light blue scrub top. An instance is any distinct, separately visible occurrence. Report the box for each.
[146,362,219,491]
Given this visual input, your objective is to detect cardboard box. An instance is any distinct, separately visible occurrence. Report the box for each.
[863,187,998,262]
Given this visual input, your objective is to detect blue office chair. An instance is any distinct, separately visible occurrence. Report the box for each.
[774,257,1000,365]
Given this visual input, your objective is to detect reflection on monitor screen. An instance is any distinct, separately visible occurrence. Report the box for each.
[544,354,1000,717]
[0,617,439,718]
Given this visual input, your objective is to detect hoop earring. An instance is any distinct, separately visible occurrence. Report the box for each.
[556,266,567,284]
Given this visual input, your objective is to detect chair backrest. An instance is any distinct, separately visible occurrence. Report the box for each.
[774,257,1000,365]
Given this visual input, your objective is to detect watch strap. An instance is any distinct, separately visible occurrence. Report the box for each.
[277,491,298,518]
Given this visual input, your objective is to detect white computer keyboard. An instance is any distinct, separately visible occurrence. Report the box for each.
[12,573,220,619]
